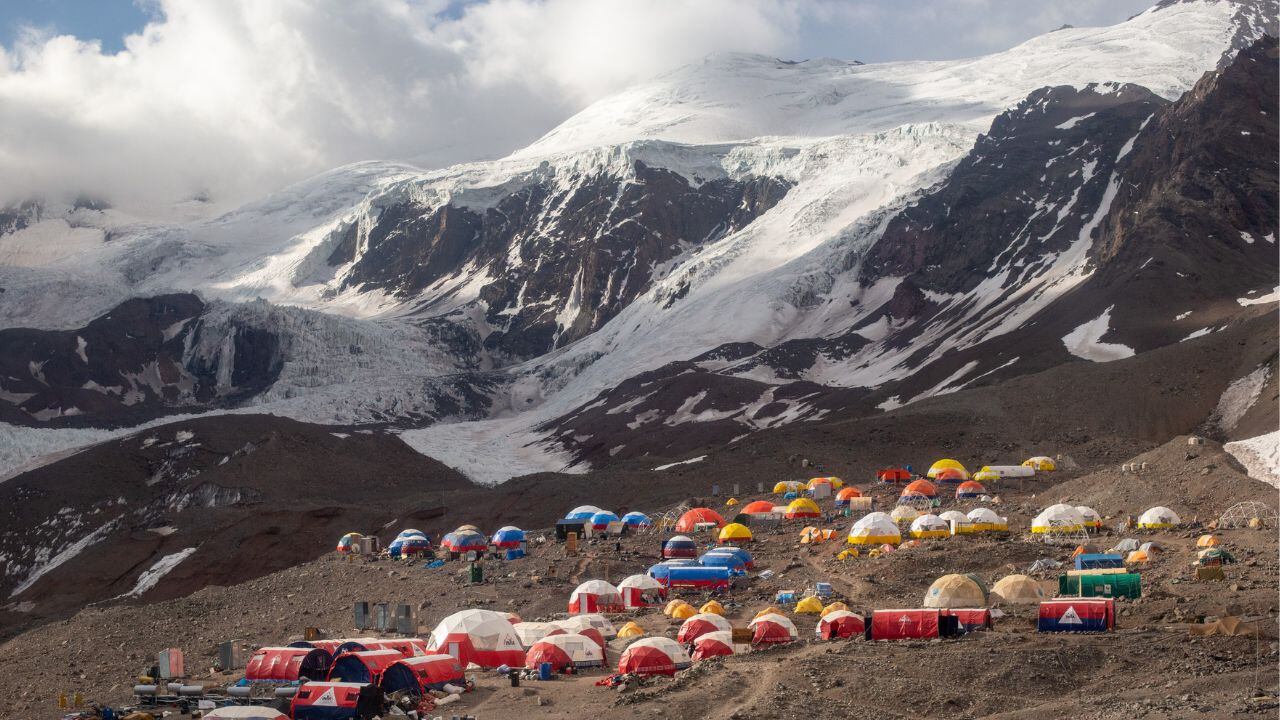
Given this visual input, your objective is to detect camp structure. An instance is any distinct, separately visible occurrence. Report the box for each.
[621,511,652,528]
[659,565,731,592]
[927,459,969,480]
[690,630,735,660]
[1037,599,1115,632]
[513,622,564,649]
[749,613,799,645]
[753,606,785,619]
[808,476,844,490]
[773,480,805,495]
[990,575,1045,604]
[565,505,603,521]
[676,612,733,643]
[847,511,901,546]
[933,467,967,484]
[555,519,587,541]
[742,500,777,516]
[617,637,692,676]
[947,608,993,632]
[816,610,866,640]
[663,599,693,617]
[556,613,618,640]
[870,609,950,641]
[890,504,921,525]
[327,649,404,683]
[966,507,1008,532]
[360,638,427,657]
[1023,456,1057,471]
[1031,504,1086,534]
[835,487,864,507]
[569,579,624,614]
[589,510,621,531]
[617,621,645,639]
[245,647,332,683]
[647,560,697,583]
[923,574,988,608]
[877,467,912,483]
[795,596,824,614]
[335,532,362,554]
[718,522,754,544]
[670,603,697,620]
[661,535,700,559]
[290,682,363,720]
[975,465,1035,481]
[821,601,849,616]
[699,551,747,574]
[378,654,465,697]
[618,574,666,609]
[1075,506,1103,531]
[388,531,430,558]
[699,599,726,615]
[202,708,288,720]
[1074,553,1123,571]
[524,633,605,671]
[440,529,487,556]
[1059,573,1141,599]
[426,609,526,668]
[900,479,938,502]
[676,507,727,533]
[785,497,822,519]
[1196,534,1220,548]
[910,514,950,539]
[490,526,525,549]
[799,527,837,544]
[1137,506,1181,529]
[955,481,986,500]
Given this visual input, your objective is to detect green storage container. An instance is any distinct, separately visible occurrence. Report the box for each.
[1058,573,1140,599]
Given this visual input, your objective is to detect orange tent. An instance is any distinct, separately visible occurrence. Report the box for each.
[742,500,776,515]
[836,487,863,501]
[901,479,938,498]
[675,508,727,533]
[877,468,911,483]
[933,468,967,483]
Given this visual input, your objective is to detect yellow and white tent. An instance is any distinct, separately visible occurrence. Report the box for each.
[927,459,969,480]
[847,512,901,546]
[966,507,1008,532]
[909,513,950,539]
[820,601,849,617]
[1075,506,1103,530]
[890,504,920,524]
[923,574,987,608]
[1137,506,1181,529]
[773,481,805,495]
[989,574,1045,604]
[1023,456,1056,471]
[1031,504,1085,533]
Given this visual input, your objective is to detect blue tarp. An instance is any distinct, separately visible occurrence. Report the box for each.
[1074,553,1124,570]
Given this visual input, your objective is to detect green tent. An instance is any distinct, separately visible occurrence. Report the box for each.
[1058,573,1141,599]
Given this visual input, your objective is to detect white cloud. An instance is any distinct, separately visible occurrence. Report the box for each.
[0,0,1154,215]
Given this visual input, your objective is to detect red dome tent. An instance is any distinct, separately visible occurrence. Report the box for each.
[690,630,735,661]
[245,647,332,683]
[748,613,798,646]
[742,500,776,515]
[675,508,726,533]
[327,649,405,683]
[933,468,967,484]
[524,633,605,671]
[568,580,624,614]
[877,467,911,483]
[816,610,865,640]
[426,609,526,669]
[901,479,938,500]
[676,613,732,643]
[377,654,465,696]
[617,637,692,676]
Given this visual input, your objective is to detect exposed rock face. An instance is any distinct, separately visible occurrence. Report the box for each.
[329,161,790,359]
[0,294,283,426]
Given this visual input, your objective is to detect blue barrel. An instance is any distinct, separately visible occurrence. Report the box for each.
[538,662,553,680]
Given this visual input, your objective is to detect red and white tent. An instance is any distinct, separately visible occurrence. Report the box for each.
[568,579,624,614]
[870,609,940,640]
[524,633,605,671]
[618,574,666,609]
[617,637,692,676]
[690,630,735,661]
[512,622,564,650]
[553,613,617,640]
[748,613,798,646]
[676,612,733,644]
[816,610,865,640]
[378,654,466,695]
[361,638,428,657]
[426,609,526,668]
[245,647,332,683]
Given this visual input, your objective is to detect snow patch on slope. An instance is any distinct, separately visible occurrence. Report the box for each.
[1225,431,1280,489]
[1062,306,1135,362]
[1211,365,1270,432]
[121,547,198,598]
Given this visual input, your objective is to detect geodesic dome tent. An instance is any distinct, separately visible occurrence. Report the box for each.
[927,459,969,480]
[1031,504,1086,534]
[618,573,666,609]
[847,512,901,546]
[956,481,986,499]
[491,526,525,548]
[676,507,727,533]
[568,580,624,614]
[923,574,988,609]
[426,609,525,668]
[990,575,1045,604]
[1137,506,1181,529]
[524,633,605,671]
[1075,506,1103,531]
[512,622,564,650]
[816,610,865,640]
[890,504,921,524]
[676,612,733,643]
[910,514,950,539]
[967,507,1008,532]
[565,505,603,521]
[621,511,652,528]
[748,613,799,645]
[691,630,735,660]
[617,637,691,676]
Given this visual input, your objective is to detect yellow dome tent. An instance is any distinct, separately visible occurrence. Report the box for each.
[927,459,969,480]
[836,548,859,560]
[617,621,645,638]
[699,600,726,616]
[773,480,804,495]
[1023,456,1056,471]
[847,512,901,546]
[972,468,1001,482]
[1196,534,1220,548]
[989,575,1044,604]
[718,523,754,544]
[820,601,849,617]
[671,603,697,620]
[785,497,822,519]
[725,497,739,506]
[923,574,987,608]
[807,476,845,490]
[664,599,692,616]
[754,606,785,619]
[795,596,823,614]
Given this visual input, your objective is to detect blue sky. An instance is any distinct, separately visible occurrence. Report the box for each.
[0,0,153,53]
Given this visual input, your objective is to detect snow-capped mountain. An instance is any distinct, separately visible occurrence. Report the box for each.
[0,0,1275,484]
